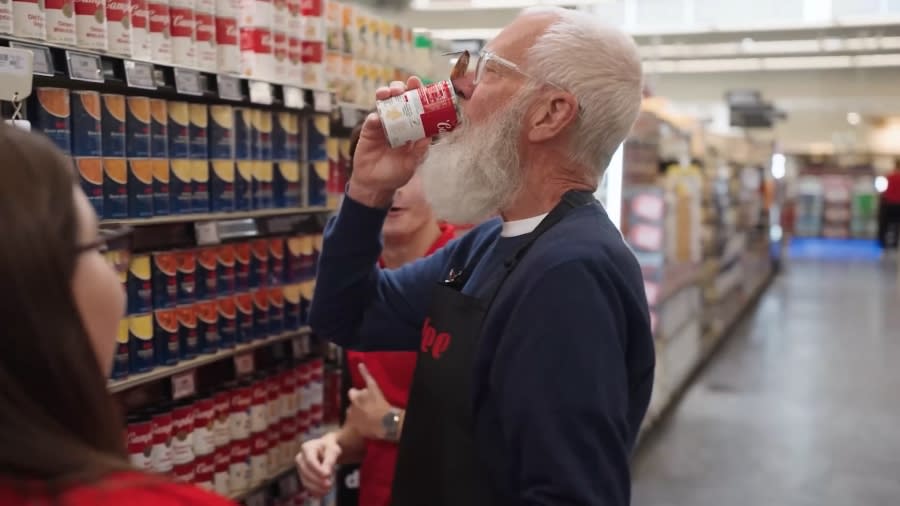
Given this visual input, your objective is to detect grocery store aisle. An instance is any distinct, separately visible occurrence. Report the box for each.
[632,259,900,506]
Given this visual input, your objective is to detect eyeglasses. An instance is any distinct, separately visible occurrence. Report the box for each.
[76,226,135,276]
[448,50,568,90]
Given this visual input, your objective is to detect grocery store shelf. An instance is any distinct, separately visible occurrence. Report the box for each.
[229,466,295,502]
[227,423,339,501]
[637,271,774,444]
[108,327,311,393]
[100,207,332,227]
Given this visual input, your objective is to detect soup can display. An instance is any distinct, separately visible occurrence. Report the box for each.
[375,80,459,148]
[126,415,154,471]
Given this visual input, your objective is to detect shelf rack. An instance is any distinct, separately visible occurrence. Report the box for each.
[101,207,332,227]
[109,327,312,393]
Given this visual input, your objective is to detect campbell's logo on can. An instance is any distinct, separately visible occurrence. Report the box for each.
[194,10,216,71]
[127,418,154,470]
[130,0,151,60]
[150,413,174,474]
[147,0,171,63]
[240,26,271,53]
[75,0,107,50]
[170,4,195,68]
[14,0,46,40]
[300,40,323,63]
[376,80,460,148]
[193,397,216,456]
[171,403,196,465]
[44,0,77,45]
[106,0,131,56]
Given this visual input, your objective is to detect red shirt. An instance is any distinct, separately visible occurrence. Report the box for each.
[884,173,900,204]
[0,471,235,506]
[345,223,455,506]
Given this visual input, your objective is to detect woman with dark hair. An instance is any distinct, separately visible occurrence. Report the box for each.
[296,119,455,506]
[0,124,234,506]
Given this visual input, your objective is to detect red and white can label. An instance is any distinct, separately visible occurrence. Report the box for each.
[300,40,322,63]
[148,0,171,63]
[106,0,131,56]
[229,439,251,493]
[130,0,151,60]
[193,398,216,456]
[45,0,76,45]
[75,0,106,49]
[151,411,174,474]
[127,419,154,471]
[215,15,239,74]
[299,0,320,17]
[213,446,231,496]
[171,404,196,465]
[14,0,45,40]
[230,385,252,440]
[241,26,272,54]
[376,80,460,148]
[213,392,232,448]
[194,453,215,491]
[250,380,268,433]
[173,461,196,483]
[170,5,194,66]
[249,433,269,486]
[195,10,216,71]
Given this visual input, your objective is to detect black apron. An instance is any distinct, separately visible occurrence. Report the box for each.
[390,190,596,506]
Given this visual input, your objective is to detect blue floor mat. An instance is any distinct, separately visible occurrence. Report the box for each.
[788,238,884,261]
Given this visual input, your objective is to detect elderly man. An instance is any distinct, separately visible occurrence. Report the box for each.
[304,7,654,506]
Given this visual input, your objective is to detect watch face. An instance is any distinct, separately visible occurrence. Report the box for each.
[382,410,400,441]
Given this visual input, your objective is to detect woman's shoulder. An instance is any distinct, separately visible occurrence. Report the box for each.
[0,472,237,506]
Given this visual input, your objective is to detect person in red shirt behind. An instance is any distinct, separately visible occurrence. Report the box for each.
[0,124,234,506]
[879,165,900,249]
[296,122,454,506]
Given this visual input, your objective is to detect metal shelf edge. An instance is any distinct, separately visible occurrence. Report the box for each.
[100,207,333,227]
[108,327,312,393]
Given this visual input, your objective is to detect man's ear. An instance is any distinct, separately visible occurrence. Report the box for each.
[527,92,579,143]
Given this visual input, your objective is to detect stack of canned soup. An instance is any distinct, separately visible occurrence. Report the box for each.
[125,360,325,495]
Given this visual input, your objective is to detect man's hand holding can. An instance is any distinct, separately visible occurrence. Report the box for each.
[347,77,432,209]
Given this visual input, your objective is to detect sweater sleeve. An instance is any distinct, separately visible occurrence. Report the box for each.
[496,260,633,506]
[308,194,453,351]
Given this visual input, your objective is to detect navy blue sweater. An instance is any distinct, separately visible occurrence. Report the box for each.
[310,195,655,505]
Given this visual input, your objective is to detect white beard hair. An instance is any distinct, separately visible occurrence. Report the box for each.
[419,93,530,225]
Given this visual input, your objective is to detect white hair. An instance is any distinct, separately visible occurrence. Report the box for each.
[523,7,643,179]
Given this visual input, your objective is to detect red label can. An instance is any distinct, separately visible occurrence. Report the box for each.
[171,402,196,465]
[173,461,196,484]
[213,445,231,496]
[213,390,232,448]
[127,417,154,471]
[150,410,174,474]
[250,378,268,433]
[229,439,251,493]
[250,432,269,485]
[193,397,216,456]
[267,419,282,474]
[194,453,215,491]
[230,383,252,440]
[376,80,460,148]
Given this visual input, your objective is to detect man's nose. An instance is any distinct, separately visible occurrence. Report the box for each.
[452,72,475,100]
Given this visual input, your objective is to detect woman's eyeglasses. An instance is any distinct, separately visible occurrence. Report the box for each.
[76,226,135,275]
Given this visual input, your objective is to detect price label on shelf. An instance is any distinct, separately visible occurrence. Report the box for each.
[9,42,52,76]
[124,60,157,90]
[283,86,305,109]
[216,218,258,241]
[0,47,34,104]
[67,51,104,82]
[194,221,221,246]
[174,68,203,96]
[313,90,332,113]
[217,74,243,101]
[249,81,273,105]
[234,352,255,376]
[171,370,197,400]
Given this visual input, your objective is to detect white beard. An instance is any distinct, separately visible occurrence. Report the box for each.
[419,95,529,224]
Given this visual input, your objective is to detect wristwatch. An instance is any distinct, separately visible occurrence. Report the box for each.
[381,409,402,442]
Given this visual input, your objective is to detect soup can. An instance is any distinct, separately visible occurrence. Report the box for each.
[375,80,459,148]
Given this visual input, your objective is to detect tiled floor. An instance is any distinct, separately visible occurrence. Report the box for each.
[632,258,900,506]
